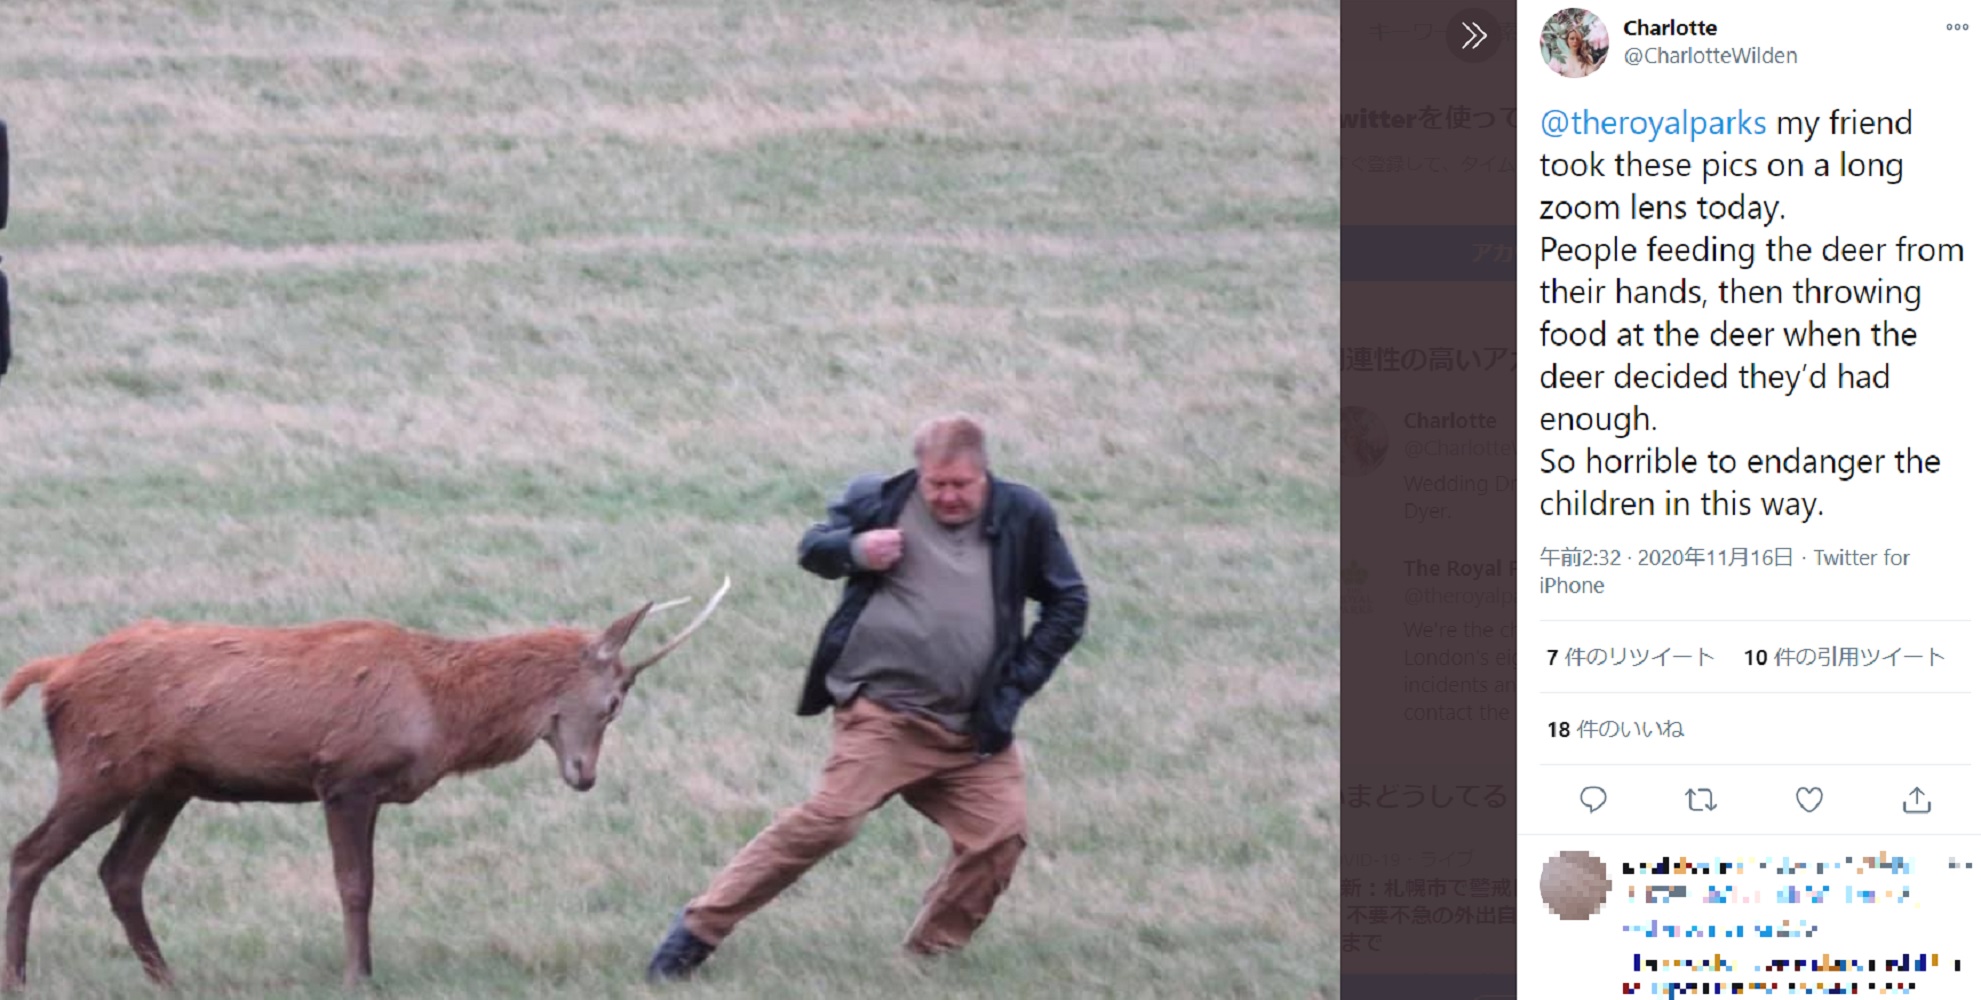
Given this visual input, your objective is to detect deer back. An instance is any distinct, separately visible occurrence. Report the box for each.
[41,620,448,802]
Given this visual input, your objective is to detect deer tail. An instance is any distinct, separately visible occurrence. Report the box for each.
[2,656,68,709]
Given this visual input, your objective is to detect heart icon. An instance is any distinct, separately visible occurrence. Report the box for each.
[1796,787,1823,812]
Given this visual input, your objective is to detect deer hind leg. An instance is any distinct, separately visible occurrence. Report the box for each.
[321,792,382,990]
[98,793,191,986]
[6,790,128,991]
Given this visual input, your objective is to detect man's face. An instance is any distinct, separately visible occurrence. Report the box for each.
[919,456,988,526]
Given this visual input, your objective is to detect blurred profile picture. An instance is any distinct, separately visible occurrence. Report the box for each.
[1540,9,1609,78]
[1539,849,1612,920]
[1340,405,1389,477]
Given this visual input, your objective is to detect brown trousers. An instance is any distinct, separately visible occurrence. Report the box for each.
[683,697,1028,954]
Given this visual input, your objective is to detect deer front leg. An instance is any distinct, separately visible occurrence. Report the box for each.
[321,792,381,989]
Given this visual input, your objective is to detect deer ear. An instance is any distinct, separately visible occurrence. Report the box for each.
[592,602,655,664]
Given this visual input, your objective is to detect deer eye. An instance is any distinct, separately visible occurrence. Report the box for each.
[605,695,623,719]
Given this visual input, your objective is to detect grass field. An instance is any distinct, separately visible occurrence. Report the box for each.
[0,1,1338,996]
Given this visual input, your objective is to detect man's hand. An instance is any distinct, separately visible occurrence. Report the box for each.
[854,529,904,571]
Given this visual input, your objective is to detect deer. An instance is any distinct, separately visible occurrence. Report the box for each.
[1,577,729,992]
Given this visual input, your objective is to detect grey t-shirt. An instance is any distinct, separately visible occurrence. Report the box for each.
[825,493,996,732]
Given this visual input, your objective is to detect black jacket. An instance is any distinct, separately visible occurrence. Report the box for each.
[795,468,1089,756]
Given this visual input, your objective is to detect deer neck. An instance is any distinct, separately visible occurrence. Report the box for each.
[422,631,585,776]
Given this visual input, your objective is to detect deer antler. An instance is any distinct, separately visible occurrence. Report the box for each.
[626,576,731,677]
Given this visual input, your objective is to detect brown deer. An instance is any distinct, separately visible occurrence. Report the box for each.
[1,577,728,991]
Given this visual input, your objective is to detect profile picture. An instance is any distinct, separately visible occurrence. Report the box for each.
[1538,849,1612,920]
[1340,405,1388,477]
[1540,9,1609,78]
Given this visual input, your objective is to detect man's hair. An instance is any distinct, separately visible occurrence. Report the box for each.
[913,414,989,469]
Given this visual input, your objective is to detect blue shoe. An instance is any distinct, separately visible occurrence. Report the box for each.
[646,908,716,983]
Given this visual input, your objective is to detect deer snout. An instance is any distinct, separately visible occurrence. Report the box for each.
[562,757,597,792]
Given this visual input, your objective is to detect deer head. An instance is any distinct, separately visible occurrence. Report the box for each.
[544,577,730,791]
